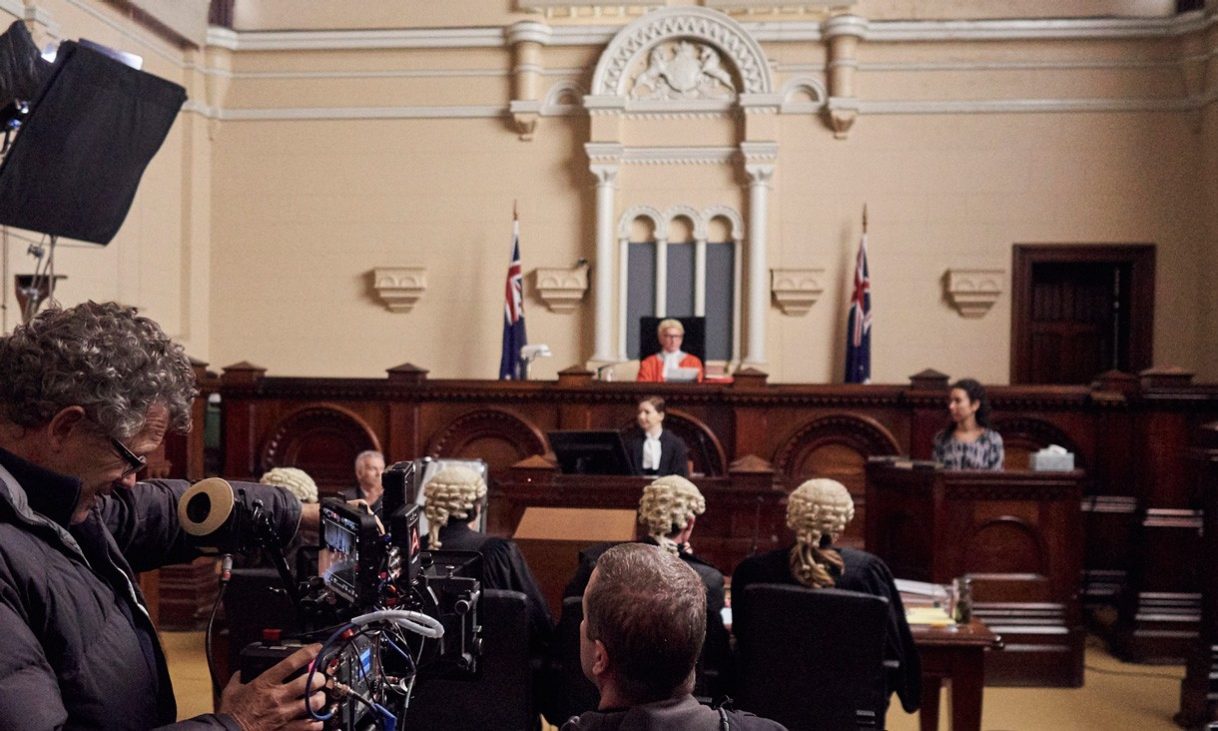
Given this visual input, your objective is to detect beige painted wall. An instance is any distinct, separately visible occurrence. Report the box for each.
[3,2,1214,384]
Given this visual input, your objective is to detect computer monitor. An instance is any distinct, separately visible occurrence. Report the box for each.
[547,430,635,475]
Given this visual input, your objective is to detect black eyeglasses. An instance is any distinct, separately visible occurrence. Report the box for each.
[109,436,147,478]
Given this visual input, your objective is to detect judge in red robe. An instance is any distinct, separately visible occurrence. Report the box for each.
[636,318,704,383]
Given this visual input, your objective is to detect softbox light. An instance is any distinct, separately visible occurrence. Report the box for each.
[0,39,186,244]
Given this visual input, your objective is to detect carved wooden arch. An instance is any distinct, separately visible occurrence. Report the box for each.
[963,515,1048,575]
[773,413,902,489]
[260,404,380,489]
[618,409,728,477]
[991,416,1083,471]
[427,408,547,475]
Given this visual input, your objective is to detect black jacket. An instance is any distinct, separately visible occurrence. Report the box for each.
[730,546,922,713]
[0,448,302,730]
[422,522,553,646]
[562,695,786,731]
[623,429,689,477]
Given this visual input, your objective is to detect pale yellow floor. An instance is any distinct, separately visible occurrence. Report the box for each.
[163,632,1188,730]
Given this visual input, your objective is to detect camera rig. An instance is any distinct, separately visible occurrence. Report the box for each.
[187,460,484,731]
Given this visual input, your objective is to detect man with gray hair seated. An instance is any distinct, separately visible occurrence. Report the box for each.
[0,301,324,730]
[341,449,385,515]
[564,542,785,730]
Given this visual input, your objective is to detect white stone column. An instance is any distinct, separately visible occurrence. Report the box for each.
[694,238,707,317]
[744,162,774,366]
[654,237,668,316]
[591,164,619,362]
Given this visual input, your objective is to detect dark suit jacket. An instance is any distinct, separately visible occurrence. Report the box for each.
[623,428,689,477]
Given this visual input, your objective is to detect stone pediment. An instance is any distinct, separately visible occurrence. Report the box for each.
[589,7,773,100]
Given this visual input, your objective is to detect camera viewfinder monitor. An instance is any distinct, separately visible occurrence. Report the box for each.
[547,430,634,475]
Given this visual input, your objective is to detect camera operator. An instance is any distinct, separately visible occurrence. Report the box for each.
[0,301,325,730]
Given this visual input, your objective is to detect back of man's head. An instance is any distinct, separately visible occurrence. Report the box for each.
[0,301,195,438]
[586,542,706,704]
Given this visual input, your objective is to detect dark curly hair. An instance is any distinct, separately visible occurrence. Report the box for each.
[0,301,196,438]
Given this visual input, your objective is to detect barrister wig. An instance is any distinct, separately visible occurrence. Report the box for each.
[259,467,319,504]
[637,475,705,555]
[422,466,487,549]
[786,478,855,589]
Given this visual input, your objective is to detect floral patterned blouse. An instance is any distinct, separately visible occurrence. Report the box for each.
[933,428,1005,470]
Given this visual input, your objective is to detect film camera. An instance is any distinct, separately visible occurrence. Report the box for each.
[180,460,484,730]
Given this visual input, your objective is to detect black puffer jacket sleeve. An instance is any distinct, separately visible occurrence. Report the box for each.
[100,479,303,572]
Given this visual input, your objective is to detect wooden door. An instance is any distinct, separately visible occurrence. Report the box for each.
[1011,245,1154,385]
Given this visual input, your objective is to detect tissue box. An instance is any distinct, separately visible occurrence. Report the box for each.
[1030,449,1075,471]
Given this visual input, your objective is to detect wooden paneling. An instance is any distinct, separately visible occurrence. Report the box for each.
[866,462,1086,686]
[208,361,1218,670]
[1176,422,1218,728]
[1011,245,1155,385]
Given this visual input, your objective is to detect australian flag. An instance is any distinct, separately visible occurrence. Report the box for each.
[498,213,528,379]
[844,230,871,383]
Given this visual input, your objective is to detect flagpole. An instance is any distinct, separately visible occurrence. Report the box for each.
[862,204,868,234]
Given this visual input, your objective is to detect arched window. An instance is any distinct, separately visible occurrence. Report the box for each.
[619,206,742,365]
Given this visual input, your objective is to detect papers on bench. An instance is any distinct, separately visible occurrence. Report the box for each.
[895,578,949,601]
[666,367,700,383]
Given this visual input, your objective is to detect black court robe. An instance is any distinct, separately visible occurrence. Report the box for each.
[730,546,921,713]
[422,522,553,648]
[622,429,689,477]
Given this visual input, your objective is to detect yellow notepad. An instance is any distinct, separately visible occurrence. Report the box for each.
[906,606,955,626]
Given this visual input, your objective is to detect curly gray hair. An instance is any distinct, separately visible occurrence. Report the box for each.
[0,301,197,439]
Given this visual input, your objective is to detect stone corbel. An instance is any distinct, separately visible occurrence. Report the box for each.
[945,268,1004,318]
[826,97,859,140]
[534,262,590,313]
[373,267,427,312]
[771,268,825,315]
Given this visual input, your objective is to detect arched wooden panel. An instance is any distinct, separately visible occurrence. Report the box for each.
[992,417,1081,471]
[260,404,380,489]
[427,408,547,474]
[773,415,901,547]
[964,517,1046,575]
[773,414,901,490]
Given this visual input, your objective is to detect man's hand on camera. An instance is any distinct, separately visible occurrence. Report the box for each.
[220,643,326,731]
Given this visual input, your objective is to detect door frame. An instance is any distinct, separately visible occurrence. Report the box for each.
[1010,244,1156,384]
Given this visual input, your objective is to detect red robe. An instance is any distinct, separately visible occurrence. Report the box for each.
[636,352,704,383]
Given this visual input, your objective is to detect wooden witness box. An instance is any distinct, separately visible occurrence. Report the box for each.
[865,459,1085,686]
